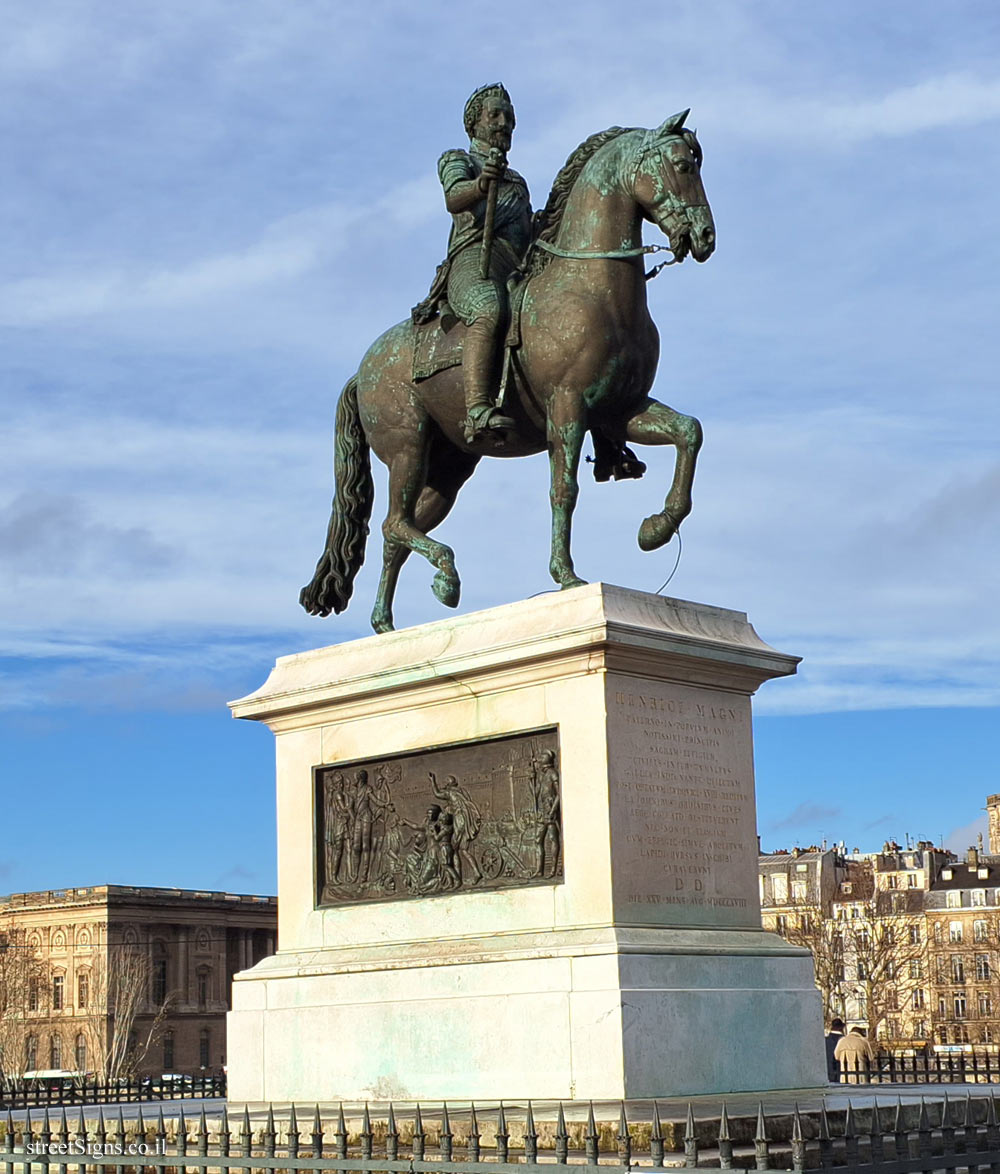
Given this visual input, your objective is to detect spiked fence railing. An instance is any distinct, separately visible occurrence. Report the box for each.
[6,1094,1000,1173]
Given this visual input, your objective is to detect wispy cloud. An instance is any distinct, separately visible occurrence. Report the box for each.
[769,802,843,831]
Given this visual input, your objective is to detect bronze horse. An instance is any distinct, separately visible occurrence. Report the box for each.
[301,112,715,633]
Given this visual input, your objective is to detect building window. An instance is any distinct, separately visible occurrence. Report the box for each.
[955,994,968,1019]
[914,1019,927,1038]
[886,1017,900,1038]
[975,920,988,942]
[938,995,947,1016]
[952,956,966,983]
[950,921,964,943]
[791,879,808,902]
[152,959,168,1005]
[909,924,921,944]
[887,874,898,889]
[197,969,209,1008]
[908,873,918,888]
[199,1029,210,1069]
[25,1035,37,1070]
[885,988,898,1010]
[936,957,949,983]
[52,974,64,1010]
[77,972,88,1010]
[979,992,993,1017]
[50,1034,62,1069]
[934,922,944,944]
[162,1031,174,1071]
[912,988,925,1010]
[976,954,991,981]
[984,1026,994,1043]
[857,961,869,980]
[28,977,39,1012]
[773,874,788,902]
[776,914,788,934]
[947,891,963,908]
[909,959,923,980]
[973,889,987,906]
[955,1023,970,1042]
[75,1033,86,1072]
[759,875,766,902]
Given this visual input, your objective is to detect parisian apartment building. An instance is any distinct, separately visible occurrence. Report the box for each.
[0,884,276,1079]
[759,794,1000,1051]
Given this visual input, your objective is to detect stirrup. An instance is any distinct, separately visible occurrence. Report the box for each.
[464,404,514,443]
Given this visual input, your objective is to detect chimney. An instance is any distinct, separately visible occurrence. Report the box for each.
[988,795,1000,856]
[968,846,980,868]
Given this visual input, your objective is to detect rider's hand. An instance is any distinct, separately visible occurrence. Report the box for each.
[478,160,504,189]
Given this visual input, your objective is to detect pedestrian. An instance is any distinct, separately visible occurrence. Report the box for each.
[834,1026,877,1083]
[825,1017,846,1082]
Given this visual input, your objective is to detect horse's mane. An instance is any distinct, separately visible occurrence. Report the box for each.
[526,126,639,277]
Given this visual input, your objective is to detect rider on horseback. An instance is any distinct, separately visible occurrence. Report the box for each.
[413,83,532,443]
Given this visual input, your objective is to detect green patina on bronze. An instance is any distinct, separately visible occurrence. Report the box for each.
[300,87,716,633]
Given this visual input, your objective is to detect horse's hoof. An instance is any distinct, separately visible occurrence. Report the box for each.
[559,576,587,591]
[371,613,394,634]
[432,570,461,608]
[638,512,678,551]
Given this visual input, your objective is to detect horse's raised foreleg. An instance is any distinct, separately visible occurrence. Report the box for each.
[547,394,587,590]
[371,447,480,633]
[624,396,703,551]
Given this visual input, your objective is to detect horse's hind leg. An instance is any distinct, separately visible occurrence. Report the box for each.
[371,446,480,632]
[375,441,476,633]
[624,396,703,551]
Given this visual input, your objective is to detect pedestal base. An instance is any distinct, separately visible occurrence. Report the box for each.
[228,926,822,1100]
[227,585,827,1099]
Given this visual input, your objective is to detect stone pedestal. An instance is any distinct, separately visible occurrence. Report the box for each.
[227,584,826,1100]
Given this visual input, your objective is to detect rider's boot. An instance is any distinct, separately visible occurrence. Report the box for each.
[463,316,514,443]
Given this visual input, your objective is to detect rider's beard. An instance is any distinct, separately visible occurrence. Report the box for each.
[476,127,512,153]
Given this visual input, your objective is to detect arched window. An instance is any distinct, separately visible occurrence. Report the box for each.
[50,1034,62,1069]
[75,1033,87,1072]
[25,1035,37,1070]
[199,1028,210,1069]
[77,971,89,1009]
[162,1031,174,1070]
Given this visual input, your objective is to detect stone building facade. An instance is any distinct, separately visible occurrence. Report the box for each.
[0,885,276,1078]
[760,823,999,1051]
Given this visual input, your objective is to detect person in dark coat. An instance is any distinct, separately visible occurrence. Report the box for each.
[825,1017,846,1081]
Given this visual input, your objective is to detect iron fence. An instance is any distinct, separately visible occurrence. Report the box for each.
[0,1077,225,1110]
[4,1095,1000,1173]
[837,1052,1000,1084]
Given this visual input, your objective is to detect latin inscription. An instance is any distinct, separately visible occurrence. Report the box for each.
[609,683,757,923]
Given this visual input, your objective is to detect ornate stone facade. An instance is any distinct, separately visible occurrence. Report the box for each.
[0,885,276,1077]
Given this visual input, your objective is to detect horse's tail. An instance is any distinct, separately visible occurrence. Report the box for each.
[299,375,374,617]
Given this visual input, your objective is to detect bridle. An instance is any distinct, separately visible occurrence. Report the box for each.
[527,130,707,280]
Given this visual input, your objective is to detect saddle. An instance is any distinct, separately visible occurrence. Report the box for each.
[411,275,529,387]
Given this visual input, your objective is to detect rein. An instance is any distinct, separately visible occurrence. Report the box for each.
[530,237,680,280]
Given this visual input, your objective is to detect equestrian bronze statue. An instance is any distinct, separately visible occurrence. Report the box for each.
[301,83,716,633]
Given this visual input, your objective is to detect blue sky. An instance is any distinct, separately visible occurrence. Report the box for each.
[2,1,998,894]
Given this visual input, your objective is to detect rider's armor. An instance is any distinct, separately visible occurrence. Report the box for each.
[413,143,532,442]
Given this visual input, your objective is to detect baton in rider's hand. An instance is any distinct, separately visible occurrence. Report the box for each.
[479,146,506,280]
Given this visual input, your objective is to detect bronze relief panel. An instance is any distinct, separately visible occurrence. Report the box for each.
[314,727,562,906]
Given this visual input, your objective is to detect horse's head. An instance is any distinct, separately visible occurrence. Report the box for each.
[632,111,715,263]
